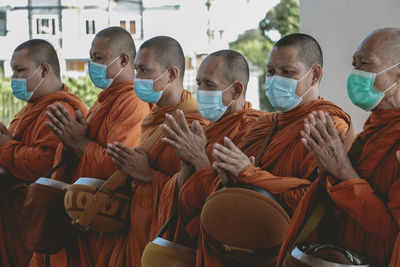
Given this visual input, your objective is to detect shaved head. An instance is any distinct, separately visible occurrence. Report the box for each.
[206,49,249,94]
[14,39,60,79]
[95,26,136,67]
[139,36,185,80]
[274,33,323,69]
[359,27,400,64]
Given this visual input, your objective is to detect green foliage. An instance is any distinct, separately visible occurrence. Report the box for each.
[230,29,273,71]
[0,76,99,127]
[0,78,25,127]
[62,76,100,108]
[229,29,276,111]
[259,0,300,38]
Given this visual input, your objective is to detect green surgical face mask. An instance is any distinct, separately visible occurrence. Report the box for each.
[347,63,400,111]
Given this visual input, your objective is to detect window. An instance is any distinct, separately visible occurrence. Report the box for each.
[0,11,6,36]
[86,20,95,35]
[36,18,56,35]
[120,20,136,35]
[129,21,136,35]
[66,60,86,72]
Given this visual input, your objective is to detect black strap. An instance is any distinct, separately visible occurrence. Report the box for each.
[44,161,64,178]
[156,208,179,238]
[255,117,280,166]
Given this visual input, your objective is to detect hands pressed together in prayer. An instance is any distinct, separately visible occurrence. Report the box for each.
[106,143,155,183]
[0,122,13,147]
[300,110,359,182]
[45,103,90,155]
[160,109,209,187]
[212,137,255,186]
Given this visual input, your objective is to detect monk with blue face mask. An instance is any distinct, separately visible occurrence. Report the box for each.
[0,39,88,267]
[31,26,152,267]
[201,33,353,267]
[105,36,208,267]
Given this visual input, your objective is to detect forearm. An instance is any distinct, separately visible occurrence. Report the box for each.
[179,166,218,219]
[237,165,311,195]
[0,140,56,180]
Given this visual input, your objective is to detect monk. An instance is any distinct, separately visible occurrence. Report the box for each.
[0,39,87,267]
[278,28,400,267]
[190,33,353,266]
[156,49,266,248]
[105,36,208,266]
[30,27,151,267]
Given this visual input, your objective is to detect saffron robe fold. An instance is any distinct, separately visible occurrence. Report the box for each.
[104,90,209,267]
[183,98,352,267]
[30,80,151,267]
[0,85,87,267]
[278,108,400,266]
[153,103,266,248]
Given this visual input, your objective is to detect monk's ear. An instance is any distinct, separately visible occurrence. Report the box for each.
[40,63,50,78]
[231,81,244,101]
[167,66,180,83]
[120,52,130,68]
[311,64,322,86]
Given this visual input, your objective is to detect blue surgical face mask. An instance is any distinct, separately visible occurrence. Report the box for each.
[89,56,123,90]
[134,69,170,103]
[265,67,313,112]
[347,63,400,111]
[197,83,233,122]
[11,66,44,102]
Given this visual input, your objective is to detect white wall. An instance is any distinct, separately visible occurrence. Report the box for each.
[300,0,400,133]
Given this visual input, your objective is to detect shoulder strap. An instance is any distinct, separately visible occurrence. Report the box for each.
[293,135,365,245]
[72,98,197,231]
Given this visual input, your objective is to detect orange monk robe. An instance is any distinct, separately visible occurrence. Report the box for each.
[189,98,352,267]
[104,90,209,267]
[152,102,266,247]
[278,108,400,267]
[0,85,87,267]
[30,80,151,267]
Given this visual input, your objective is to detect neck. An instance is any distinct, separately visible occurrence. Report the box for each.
[222,97,245,118]
[298,86,319,107]
[376,86,400,110]
[112,69,135,86]
[30,79,63,102]
[156,83,184,108]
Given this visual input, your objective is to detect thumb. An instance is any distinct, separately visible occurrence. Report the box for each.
[249,156,255,165]
[75,110,86,125]
[397,151,400,163]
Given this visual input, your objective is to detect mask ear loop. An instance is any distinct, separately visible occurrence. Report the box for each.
[382,81,397,94]
[26,65,42,80]
[221,82,236,108]
[154,68,170,82]
[375,62,400,95]
[297,66,315,98]
[298,66,314,82]
[377,62,400,75]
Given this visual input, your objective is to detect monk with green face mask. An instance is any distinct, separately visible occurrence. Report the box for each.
[278,27,400,267]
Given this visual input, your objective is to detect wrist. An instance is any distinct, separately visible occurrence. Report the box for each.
[142,168,156,183]
[339,165,359,181]
[192,153,211,171]
[73,138,91,155]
